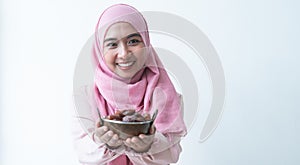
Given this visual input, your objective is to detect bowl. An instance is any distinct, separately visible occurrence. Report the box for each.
[101,118,153,140]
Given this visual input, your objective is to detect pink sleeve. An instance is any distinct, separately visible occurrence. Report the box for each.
[72,86,125,164]
[72,116,127,164]
[124,129,183,165]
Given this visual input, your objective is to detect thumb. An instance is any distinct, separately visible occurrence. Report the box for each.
[149,125,156,135]
[95,118,102,128]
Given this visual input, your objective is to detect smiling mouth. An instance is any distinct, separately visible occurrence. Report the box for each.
[117,61,135,67]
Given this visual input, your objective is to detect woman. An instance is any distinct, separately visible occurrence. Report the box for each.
[73,4,186,165]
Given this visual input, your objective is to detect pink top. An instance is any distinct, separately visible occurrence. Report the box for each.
[73,4,186,165]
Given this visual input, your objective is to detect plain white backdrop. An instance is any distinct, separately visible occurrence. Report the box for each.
[1,0,300,164]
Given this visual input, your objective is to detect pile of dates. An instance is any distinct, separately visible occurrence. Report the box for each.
[105,109,151,122]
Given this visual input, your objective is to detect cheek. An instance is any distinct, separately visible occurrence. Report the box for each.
[137,49,147,66]
[103,53,116,69]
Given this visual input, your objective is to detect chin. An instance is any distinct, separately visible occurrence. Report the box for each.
[117,72,135,79]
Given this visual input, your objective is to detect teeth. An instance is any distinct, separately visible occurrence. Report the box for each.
[118,62,134,67]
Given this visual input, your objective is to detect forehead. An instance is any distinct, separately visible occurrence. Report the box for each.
[104,22,138,39]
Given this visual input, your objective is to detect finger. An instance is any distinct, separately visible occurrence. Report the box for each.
[116,139,123,146]
[125,137,152,153]
[107,134,119,146]
[94,127,109,142]
[131,136,147,148]
[100,130,114,143]
[124,138,132,145]
[107,134,121,146]
[95,126,108,137]
[139,134,154,144]
[124,138,135,148]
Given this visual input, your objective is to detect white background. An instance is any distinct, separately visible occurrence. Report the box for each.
[1,0,300,164]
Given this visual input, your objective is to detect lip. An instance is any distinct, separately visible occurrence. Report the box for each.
[116,61,135,70]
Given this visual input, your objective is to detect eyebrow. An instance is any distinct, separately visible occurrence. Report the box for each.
[126,33,141,39]
[103,33,142,43]
[103,37,117,43]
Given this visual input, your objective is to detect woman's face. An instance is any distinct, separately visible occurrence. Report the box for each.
[103,22,146,79]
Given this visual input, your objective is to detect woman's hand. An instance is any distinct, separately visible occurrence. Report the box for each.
[94,120,123,149]
[124,126,156,153]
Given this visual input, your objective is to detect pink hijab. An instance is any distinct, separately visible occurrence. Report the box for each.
[92,4,186,163]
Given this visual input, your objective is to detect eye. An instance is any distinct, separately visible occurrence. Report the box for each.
[106,42,118,49]
[128,39,141,46]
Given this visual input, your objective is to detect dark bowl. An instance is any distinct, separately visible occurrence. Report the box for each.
[101,118,153,140]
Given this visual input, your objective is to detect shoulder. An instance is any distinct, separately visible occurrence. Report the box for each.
[73,84,96,106]
[73,84,94,97]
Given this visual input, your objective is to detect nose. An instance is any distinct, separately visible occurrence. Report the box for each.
[117,43,129,58]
